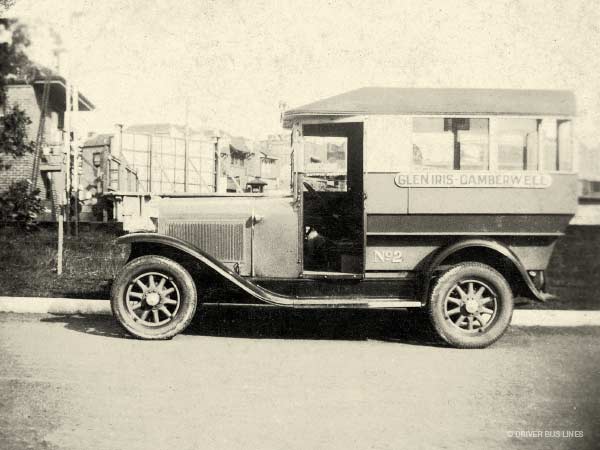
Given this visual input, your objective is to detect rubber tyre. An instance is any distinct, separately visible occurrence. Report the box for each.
[428,262,513,349]
[111,255,197,340]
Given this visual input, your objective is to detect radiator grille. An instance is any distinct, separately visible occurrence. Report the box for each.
[159,220,245,261]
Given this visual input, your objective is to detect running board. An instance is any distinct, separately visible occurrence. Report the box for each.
[118,234,425,310]
[293,298,422,309]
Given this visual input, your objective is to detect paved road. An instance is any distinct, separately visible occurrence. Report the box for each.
[0,309,599,450]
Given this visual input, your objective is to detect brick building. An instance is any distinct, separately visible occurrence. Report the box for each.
[0,77,94,219]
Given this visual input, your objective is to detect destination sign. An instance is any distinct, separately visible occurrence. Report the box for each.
[394,172,552,189]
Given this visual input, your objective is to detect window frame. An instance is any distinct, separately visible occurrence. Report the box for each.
[408,114,575,174]
[411,116,491,171]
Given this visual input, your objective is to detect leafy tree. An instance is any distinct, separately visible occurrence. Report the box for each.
[0,18,38,104]
[0,19,42,227]
[0,104,34,156]
[0,18,37,156]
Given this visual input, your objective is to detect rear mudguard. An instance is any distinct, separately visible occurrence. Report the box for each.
[117,233,420,309]
[422,238,547,302]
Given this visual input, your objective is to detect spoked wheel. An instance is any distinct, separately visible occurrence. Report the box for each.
[125,272,181,327]
[428,262,513,348]
[111,255,197,340]
[444,279,498,333]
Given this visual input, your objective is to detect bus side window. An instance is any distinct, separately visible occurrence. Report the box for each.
[412,117,489,171]
[557,120,573,172]
[539,119,558,171]
[538,119,573,172]
[495,118,539,171]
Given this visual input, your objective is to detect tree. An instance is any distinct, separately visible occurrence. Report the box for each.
[0,18,42,227]
[0,18,38,104]
[0,18,37,157]
[0,104,34,156]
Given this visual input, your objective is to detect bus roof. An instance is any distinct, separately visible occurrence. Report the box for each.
[283,87,575,126]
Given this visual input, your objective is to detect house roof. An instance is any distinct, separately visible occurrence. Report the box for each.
[230,136,252,154]
[246,177,268,186]
[125,123,229,139]
[82,133,113,148]
[125,123,177,135]
[283,87,576,126]
[259,151,278,161]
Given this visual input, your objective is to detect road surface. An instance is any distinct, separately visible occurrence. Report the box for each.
[0,309,598,450]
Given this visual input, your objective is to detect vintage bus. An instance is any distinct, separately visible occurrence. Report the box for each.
[111,87,577,348]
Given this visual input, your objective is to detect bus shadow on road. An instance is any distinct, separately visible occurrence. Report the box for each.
[41,307,444,347]
[188,306,443,346]
[41,314,131,339]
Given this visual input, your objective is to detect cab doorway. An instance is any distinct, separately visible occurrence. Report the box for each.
[301,122,364,276]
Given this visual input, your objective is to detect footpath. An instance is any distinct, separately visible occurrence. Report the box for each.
[1,296,600,327]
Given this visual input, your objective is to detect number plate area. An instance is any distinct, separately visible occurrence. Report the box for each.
[366,245,435,271]
[366,247,406,270]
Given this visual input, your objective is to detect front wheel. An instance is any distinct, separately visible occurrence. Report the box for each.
[428,262,513,348]
[111,255,197,339]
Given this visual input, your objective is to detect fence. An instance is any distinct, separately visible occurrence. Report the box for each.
[120,133,216,193]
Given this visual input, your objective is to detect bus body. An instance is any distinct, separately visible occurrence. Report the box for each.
[111,87,577,348]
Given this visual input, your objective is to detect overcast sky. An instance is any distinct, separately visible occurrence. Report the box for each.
[6,0,600,148]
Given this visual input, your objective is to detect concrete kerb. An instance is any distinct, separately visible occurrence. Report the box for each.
[0,297,112,315]
[1,296,600,327]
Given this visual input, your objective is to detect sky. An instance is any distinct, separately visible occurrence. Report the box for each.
[3,0,600,169]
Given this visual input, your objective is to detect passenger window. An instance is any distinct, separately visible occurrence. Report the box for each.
[557,120,573,172]
[539,119,558,171]
[303,136,347,192]
[495,118,539,171]
[412,118,489,170]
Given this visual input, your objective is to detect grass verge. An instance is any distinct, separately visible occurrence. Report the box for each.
[0,226,128,299]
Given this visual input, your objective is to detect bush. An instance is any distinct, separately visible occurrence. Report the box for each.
[0,104,35,157]
[0,179,45,229]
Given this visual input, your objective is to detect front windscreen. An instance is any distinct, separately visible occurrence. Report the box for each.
[302,136,348,192]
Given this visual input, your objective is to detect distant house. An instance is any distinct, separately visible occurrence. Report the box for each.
[255,133,292,193]
[0,76,94,220]
[223,136,286,193]
[225,136,253,192]
[259,152,277,180]
[80,133,140,221]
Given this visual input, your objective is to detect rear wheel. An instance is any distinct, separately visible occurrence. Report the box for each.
[428,262,513,348]
[111,255,197,339]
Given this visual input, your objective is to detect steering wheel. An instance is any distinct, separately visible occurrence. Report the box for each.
[303,181,340,221]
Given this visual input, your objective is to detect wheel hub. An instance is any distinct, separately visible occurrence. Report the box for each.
[464,299,479,314]
[145,292,161,307]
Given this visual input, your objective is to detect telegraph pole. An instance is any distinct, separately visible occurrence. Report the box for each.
[184,97,190,192]
[65,79,72,235]
[57,49,71,274]
[72,84,79,236]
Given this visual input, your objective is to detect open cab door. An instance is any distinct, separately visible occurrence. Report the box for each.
[293,121,364,279]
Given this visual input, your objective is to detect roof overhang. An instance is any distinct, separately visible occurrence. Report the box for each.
[229,146,251,158]
[283,87,576,128]
[33,77,94,111]
[260,151,278,161]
